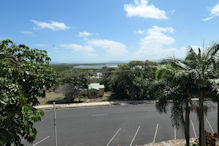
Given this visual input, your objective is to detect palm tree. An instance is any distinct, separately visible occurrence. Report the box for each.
[151,63,195,146]
[185,44,219,146]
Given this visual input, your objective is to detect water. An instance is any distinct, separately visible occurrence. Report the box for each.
[73,63,118,69]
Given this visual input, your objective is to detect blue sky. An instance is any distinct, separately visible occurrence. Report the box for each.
[1,0,219,63]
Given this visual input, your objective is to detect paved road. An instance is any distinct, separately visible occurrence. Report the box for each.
[23,103,217,146]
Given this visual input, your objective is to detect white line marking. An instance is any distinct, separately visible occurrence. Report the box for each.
[153,124,159,144]
[106,128,121,146]
[191,120,197,137]
[206,117,214,133]
[174,126,176,140]
[130,126,140,146]
[33,136,50,146]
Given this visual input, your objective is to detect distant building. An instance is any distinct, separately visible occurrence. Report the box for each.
[88,83,105,98]
[90,72,103,79]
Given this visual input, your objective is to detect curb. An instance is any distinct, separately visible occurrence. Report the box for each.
[35,100,156,110]
[144,138,196,146]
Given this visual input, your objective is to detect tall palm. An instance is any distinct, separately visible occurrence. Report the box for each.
[151,63,196,146]
[185,44,219,146]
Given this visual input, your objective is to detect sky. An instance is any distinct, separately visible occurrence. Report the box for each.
[1,0,219,63]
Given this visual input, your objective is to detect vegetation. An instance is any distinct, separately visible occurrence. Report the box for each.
[151,62,196,146]
[186,45,219,146]
[59,69,89,102]
[100,67,115,91]
[151,44,219,146]
[50,63,73,72]
[0,40,57,145]
[111,60,157,100]
[1,38,219,145]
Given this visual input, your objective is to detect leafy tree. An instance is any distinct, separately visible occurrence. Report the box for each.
[100,67,115,91]
[0,40,57,145]
[60,69,88,101]
[111,60,157,100]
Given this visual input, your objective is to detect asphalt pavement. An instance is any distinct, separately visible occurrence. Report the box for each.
[23,103,217,146]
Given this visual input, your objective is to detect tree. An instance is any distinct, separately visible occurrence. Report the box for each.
[185,45,219,146]
[99,67,115,91]
[60,69,88,101]
[151,63,196,146]
[0,40,57,145]
[111,61,157,100]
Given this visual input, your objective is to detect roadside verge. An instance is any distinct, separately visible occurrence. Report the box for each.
[35,100,156,110]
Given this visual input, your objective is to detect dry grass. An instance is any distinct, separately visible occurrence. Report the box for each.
[38,91,119,105]
[38,92,65,105]
[74,91,113,102]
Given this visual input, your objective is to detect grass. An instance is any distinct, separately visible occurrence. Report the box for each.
[38,92,65,105]
[74,91,114,102]
[38,91,124,105]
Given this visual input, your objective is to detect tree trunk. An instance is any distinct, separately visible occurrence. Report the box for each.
[218,97,219,139]
[185,101,190,146]
[199,91,205,146]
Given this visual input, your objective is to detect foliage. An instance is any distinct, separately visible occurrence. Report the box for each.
[50,63,73,72]
[185,44,219,146]
[194,131,218,146]
[0,40,57,145]
[151,63,191,127]
[99,67,115,91]
[111,60,158,100]
[60,69,89,101]
[152,44,219,146]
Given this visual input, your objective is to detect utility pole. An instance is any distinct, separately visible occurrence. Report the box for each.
[53,102,58,146]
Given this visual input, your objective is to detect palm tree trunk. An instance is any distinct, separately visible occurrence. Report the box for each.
[218,97,219,139]
[199,91,205,146]
[185,101,190,146]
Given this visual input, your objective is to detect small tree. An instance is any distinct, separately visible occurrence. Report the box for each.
[151,63,195,146]
[0,40,57,145]
[60,69,88,101]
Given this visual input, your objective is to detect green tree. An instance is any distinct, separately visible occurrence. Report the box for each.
[151,63,196,146]
[0,40,57,145]
[185,45,219,146]
[60,69,88,101]
[99,67,115,91]
[111,60,157,100]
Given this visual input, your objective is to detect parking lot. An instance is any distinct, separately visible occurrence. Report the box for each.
[23,103,217,146]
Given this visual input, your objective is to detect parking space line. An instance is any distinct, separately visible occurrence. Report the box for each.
[206,117,214,133]
[130,126,140,146]
[191,120,197,137]
[106,128,121,146]
[153,124,159,144]
[33,136,50,146]
[174,126,176,140]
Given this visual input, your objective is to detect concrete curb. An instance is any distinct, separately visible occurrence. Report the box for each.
[144,138,196,146]
[35,100,156,110]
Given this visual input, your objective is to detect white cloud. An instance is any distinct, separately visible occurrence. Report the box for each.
[134,26,183,60]
[21,31,33,35]
[88,39,128,56]
[202,3,219,21]
[78,31,93,37]
[31,20,70,31]
[61,38,128,58]
[134,29,145,34]
[124,0,167,19]
[60,44,96,57]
